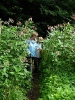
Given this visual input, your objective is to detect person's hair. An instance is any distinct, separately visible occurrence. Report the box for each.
[38,36,43,42]
[30,31,38,38]
[38,37,43,40]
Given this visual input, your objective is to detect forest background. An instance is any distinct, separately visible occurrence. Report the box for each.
[0,0,75,37]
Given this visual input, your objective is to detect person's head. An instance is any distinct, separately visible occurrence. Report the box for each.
[30,31,38,40]
[38,37,43,43]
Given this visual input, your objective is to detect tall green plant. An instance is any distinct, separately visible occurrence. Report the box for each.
[38,23,75,100]
[41,23,75,72]
[0,20,36,99]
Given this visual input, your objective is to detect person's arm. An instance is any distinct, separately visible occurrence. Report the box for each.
[37,43,42,52]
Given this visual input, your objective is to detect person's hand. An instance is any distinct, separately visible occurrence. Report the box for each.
[37,49,42,52]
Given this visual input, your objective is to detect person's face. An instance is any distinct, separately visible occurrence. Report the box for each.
[32,35,37,40]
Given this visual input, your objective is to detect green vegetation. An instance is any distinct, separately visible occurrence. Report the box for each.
[0,0,75,37]
[0,19,36,100]
[38,23,75,100]
[1,17,75,100]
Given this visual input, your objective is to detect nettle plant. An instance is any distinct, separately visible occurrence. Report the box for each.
[41,23,75,73]
[0,18,36,100]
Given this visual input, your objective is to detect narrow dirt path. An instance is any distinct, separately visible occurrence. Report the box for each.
[27,72,40,100]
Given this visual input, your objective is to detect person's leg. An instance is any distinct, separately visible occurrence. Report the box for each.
[37,58,41,71]
[37,58,40,68]
[32,57,38,72]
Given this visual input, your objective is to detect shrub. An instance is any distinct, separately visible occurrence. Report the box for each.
[38,23,75,100]
[0,19,36,100]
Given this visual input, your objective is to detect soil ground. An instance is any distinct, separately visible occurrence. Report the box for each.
[27,72,40,100]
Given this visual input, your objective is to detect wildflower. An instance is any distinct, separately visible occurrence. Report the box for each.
[32,26,35,29]
[8,18,14,23]
[4,21,9,25]
[17,21,22,26]
[47,25,51,30]
[28,17,32,21]
[72,14,75,20]
[63,23,66,26]
[67,22,70,24]
[56,51,60,56]
[57,24,60,27]
[15,26,18,29]
[59,24,63,28]
[51,26,54,31]
[32,26,37,30]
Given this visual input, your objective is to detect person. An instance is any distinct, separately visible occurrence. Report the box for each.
[26,31,38,73]
[36,37,43,69]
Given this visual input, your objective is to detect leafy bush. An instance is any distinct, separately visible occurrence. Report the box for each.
[40,23,75,72]
[38,23,75,100]
[0,19,36,100]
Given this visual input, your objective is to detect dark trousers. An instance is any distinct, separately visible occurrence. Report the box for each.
[30,57,41,72]
[26,56,41,72]
[26,57,37,72]
[37,58,41,68]
[32,57,38,72]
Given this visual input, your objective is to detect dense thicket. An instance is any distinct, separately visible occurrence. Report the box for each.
[38,23,75,100]
[0,0,75,37]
